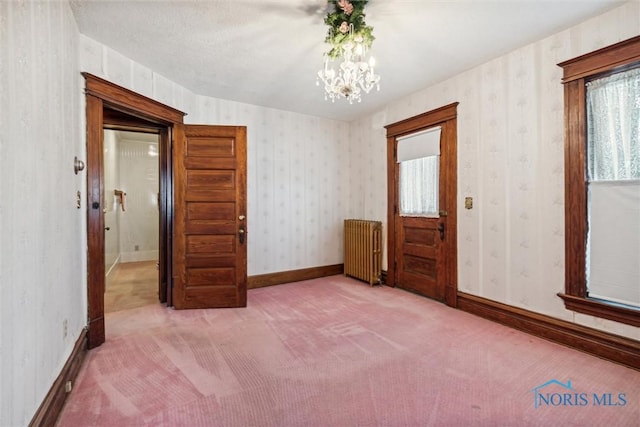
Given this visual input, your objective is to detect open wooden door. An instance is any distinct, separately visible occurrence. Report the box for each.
[173,124,248,309]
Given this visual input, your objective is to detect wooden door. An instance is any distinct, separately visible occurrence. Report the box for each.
[386,103,458,307]
[173,124,247,309]
[393,124,445,301]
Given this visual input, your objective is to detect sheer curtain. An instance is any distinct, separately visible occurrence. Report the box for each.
[587,68,640,180]
[399,157,439,216]
[586,67,640,307]
[397,127,441,217]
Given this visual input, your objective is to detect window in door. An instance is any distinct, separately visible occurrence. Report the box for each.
[397,126,441,217]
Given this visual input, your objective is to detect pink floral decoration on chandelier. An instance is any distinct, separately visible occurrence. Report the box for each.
[337,0,354,15]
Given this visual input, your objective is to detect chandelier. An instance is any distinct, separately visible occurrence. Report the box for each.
[316,0,381,103]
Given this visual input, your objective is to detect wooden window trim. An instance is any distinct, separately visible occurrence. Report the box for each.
[557,36,640,327]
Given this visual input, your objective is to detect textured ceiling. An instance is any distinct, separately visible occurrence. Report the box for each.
[70,0,625,122]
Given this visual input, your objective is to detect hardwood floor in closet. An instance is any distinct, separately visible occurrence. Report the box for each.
[105,261,158,313]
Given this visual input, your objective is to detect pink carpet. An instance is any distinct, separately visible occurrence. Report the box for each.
[57,276,639,426]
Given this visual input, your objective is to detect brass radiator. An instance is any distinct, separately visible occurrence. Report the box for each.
[344,219,382,285]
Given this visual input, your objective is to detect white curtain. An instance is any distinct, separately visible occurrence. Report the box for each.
[397,127,441,217]
[399,156,439,217]
[586,68,640,307]
[586,68,640,180]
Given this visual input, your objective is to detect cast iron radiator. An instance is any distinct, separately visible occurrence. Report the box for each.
[343,219,382,285]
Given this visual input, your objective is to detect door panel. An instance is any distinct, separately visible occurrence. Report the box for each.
[173,124,247,309]
[396,216,443,300]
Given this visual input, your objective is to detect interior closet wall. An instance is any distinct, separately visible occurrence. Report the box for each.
[117,134,159,263]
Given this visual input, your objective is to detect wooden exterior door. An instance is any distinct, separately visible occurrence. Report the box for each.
[173,124,247,309]
[386,103,458,307]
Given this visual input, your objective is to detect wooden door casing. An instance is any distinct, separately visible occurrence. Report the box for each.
[173,124,247,309]
[86,93,106,348]
[84,74,249,345]
[84,73,185,348]
[385,103,458,307]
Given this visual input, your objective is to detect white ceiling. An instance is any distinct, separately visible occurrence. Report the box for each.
[70,0,625,122]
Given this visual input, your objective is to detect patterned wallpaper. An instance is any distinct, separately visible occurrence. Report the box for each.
[350,2,640,340]
[0,1,85,425]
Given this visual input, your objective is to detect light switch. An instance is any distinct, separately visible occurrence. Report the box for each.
[465,197,473,209]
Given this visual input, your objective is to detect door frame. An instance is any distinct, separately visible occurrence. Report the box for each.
[385,102,459,307]
[83,73,185,348]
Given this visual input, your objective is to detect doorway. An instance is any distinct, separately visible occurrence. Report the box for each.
[84,73,249,349]
[103,130,161,314]
[84,73,184,348]
[385,103,458,307]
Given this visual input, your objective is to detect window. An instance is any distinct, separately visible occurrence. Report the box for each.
[399,157,439,216]
[586,69,640,308]
[558,36,640,326]
[397,126,441,217]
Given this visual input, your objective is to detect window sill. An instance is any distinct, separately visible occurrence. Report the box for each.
[558,293,640,327]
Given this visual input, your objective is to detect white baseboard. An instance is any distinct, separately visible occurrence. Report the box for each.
[120,250,158,263]
[105,254,121,277]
